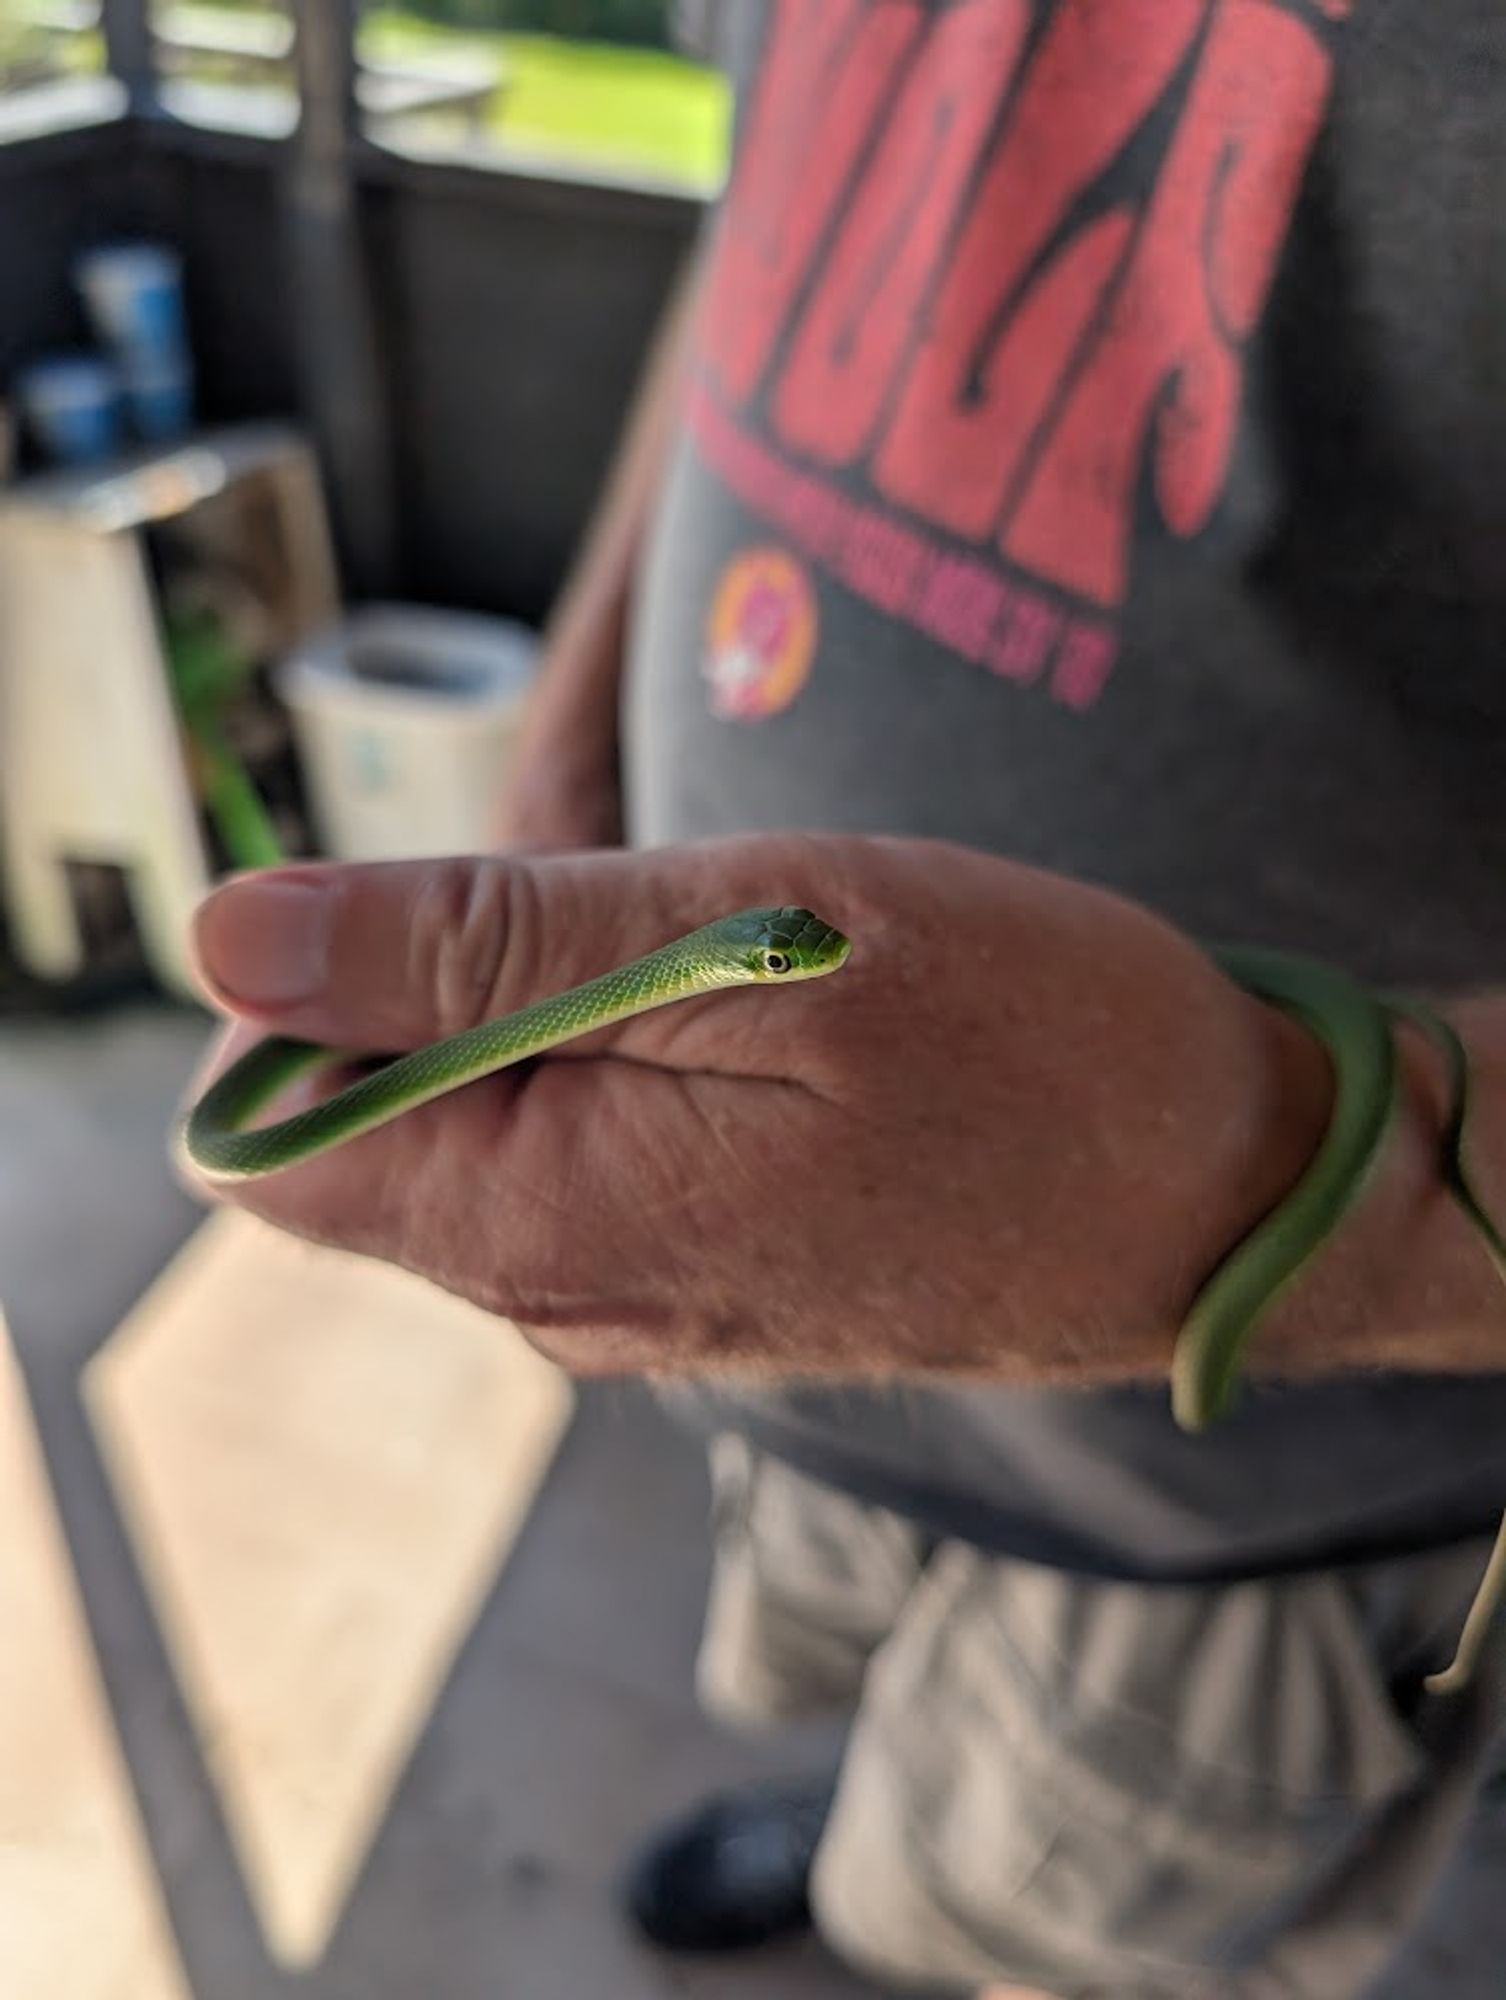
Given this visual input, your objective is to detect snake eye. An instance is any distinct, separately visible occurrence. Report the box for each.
[761,949,792,975]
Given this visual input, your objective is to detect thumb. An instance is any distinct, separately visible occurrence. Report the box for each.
[187,838,850,1055]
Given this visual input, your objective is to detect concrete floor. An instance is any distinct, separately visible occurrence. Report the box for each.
[0,1000,872,2000]
[6,1001,1506,2000]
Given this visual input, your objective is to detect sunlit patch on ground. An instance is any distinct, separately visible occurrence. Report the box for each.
[83,1210,573,1967]
[0,1306,191,2000]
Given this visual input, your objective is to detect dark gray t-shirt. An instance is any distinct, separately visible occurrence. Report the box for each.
[625,0,1506,1581]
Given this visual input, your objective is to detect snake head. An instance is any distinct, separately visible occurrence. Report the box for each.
[717,906,852,983]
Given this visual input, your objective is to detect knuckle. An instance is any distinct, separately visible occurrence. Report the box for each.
[406,857,522,1036]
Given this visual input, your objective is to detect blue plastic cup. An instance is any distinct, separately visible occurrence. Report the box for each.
[15,355,122,465]
[122,354,195,442]
[75,243,189,372]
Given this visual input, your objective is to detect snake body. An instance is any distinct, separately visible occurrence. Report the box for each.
[181,908,1506,1691]
[1174,947,1401,1434]
[183,907,850,1181]
[1188,947,1506,1694]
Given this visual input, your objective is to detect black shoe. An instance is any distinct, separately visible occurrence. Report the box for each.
[621,1775,836,1953]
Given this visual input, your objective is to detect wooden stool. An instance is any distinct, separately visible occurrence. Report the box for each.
[0,425,336,996]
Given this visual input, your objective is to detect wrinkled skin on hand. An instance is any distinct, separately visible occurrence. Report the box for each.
[182,834,1329,1386]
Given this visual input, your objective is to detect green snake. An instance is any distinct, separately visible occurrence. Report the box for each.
[183,908,850,1179]
[180,909,1506,1693]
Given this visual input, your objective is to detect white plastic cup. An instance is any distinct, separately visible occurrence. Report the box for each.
[15,355,122,465]
[277,606,539,861]
[75,243,189,372]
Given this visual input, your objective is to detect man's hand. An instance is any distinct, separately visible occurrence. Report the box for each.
[180,834,1503,1387]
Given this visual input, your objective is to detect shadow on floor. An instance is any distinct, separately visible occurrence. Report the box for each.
[11,1003,1506,1999]
[1,1003,874,2000]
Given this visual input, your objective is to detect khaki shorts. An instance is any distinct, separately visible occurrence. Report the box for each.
[696,1435,1506,2000]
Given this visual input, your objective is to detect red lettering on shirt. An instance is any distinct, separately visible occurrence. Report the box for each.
[1005,0,1331,604]
[698,0,923,404]
[874,0,1205,537]
[773,0,1032,466]
[689,0,1347,711]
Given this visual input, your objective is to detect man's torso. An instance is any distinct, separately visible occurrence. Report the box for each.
[625,0,1506,1579]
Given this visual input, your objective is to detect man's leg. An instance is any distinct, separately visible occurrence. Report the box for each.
[692,1432,932,1729]
[810,1534,1505,1998]
[624,1433,930,1953]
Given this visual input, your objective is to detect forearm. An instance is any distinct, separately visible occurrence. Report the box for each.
[1228,985,1506,1381]
[531,245,706,753]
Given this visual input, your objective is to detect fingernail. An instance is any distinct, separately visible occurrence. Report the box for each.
[193,876,332,1007]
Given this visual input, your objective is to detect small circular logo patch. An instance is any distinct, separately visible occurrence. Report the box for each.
[702,547,817,721]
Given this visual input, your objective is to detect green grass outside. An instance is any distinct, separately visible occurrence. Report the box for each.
[0,20,104,82]
[360,10,732,188]
[3,5,730,190]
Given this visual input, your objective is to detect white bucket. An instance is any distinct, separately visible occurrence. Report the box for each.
[277,605,538,861]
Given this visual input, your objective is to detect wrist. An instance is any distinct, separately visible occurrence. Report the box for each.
[1153,989,1334,1372]
[1217,989,1506,1381]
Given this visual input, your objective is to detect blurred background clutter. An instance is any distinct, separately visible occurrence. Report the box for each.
[0,11,867,1997]
[0,0,735,1009]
